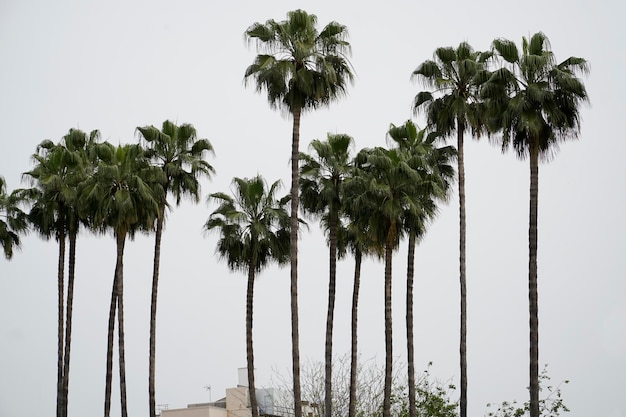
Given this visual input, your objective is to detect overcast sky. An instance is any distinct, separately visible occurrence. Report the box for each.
[1,1,624,417]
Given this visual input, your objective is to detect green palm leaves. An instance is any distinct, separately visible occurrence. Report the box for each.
[137,120,215,205]
[244,9,353,113]
[0,177,28,259]
[206,176,290,273]
[83,143,163,237]
[483,32,589,158]
[413,42,492,138]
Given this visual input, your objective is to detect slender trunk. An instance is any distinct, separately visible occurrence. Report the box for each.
[56,220,66,417]
[61,228,77,417]
[457,122,468,417]
[325,209,338,417]
[529,141,540,417]
[116,232,128,417]
[290,106,303,417]
[406,232,416,417]
[247,259,259,417]
[383,222,395,417]
[348,249,362,417]
[104,247,119,417]
[149,205,165,417]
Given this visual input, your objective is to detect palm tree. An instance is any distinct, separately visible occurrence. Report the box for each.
[411,42,491,417]
[387,121,455,417]
[205,176,290,417]
[300,133,354,417]
[82,142,163,417]
[481,32,589,417]
[23,134,92,417]
[59,128,100,417]
[244,10,353,417]
[337,210,381,417]
[136,120,215,417]
[348,146,423,417]
[0,176,28,259]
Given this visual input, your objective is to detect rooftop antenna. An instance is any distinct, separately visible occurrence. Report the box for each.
[204,385,212,403]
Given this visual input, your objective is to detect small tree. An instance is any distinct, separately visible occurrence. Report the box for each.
[486,367,569,417]
[271,356,457,417]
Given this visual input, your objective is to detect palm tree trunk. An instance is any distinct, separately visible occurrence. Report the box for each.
[528,141,540,417]
[247,259,259,417]
[56,222,66,417]
[348,249,362,417]
[290,105,303,417]
[61,229,77,417]
[457,123,468,417]
[104,249,119,417]
[325,209,338,417]
[406,232,416,417]
[383,222,395,417]
[116,232,128,417]
[149,206,165,417]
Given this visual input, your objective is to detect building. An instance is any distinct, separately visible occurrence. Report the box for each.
[160,369,312,417]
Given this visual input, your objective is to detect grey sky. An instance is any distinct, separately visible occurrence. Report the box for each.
[1,1,624,417]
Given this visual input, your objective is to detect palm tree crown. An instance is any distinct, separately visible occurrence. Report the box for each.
[82,142,163,237]
[412,42,492,136]
[244,9,354,114]
[0,176,28,259]
[137,120,214,205]
[206,176,290,272]
[482,32,589,158]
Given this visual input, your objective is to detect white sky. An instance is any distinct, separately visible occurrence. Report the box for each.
[1,1,624,417]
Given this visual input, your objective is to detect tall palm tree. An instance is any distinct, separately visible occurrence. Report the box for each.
[348,147,423,417]
[82,142,163,417]
[136,120,215,417]
[0,176,28,259]
[412,42,491,417]
[481,32,589,417]
[23,134,91,417]
[205,176,290,417]
[337,209,382,417]
[300,133,354,417]
[244,10,353,417]
[387,121,455,417]
[60,128,100,417]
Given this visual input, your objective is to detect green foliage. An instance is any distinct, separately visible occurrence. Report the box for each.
[205,175,291,273]
[482,32,590,160]
[81,142,164,238]
[412,42,492,138]
[244,9,354,115]
[485,368,569,417]
[380,364,457,417]
[0,176,29,259]
[137,120,215,206]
